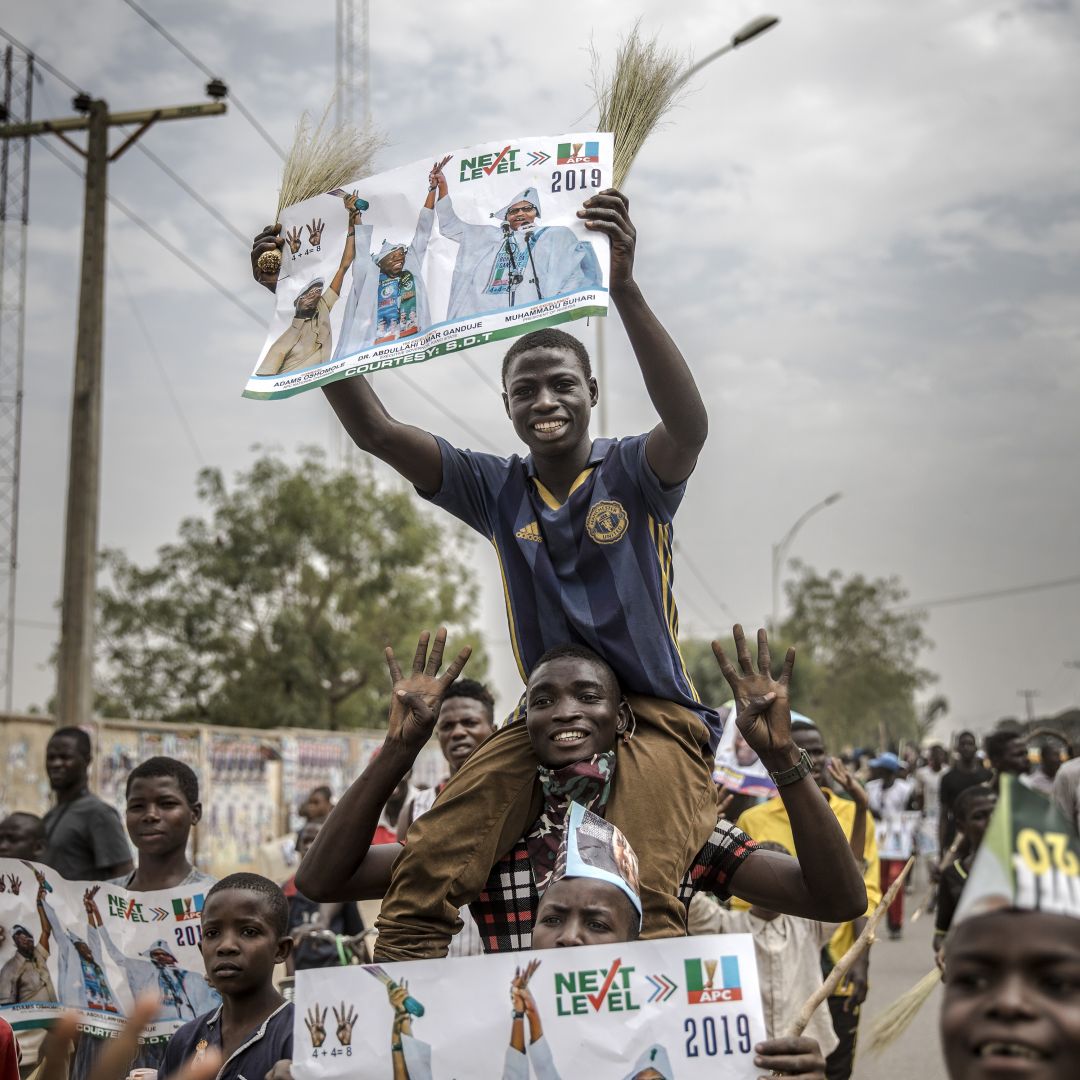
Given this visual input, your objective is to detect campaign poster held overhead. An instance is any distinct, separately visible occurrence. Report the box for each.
[292,933,766,1080]
[246,133,613,400]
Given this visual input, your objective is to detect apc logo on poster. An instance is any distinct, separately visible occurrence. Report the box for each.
[557,141,600,164]
[684,957,742,1004]
[173,894,204,922]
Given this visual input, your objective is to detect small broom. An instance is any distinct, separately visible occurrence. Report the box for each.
[255,104,384,277]
[590,21,691,188]
[784,856,914,1038]
[863,967,942,1056]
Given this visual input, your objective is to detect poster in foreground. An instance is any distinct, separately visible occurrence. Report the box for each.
[246,132,613,400]
[293,933,765,1079]
[0,858,216,1045]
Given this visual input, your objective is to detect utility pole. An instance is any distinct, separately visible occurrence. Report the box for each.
[1018,688,1040,725]
[0,46,33,713]
[0,93,225,728]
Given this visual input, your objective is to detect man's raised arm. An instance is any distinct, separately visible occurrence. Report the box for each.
[295,629,471,902]
[250,226,443,493]
[578,189,708,486]
[715,627,867,923]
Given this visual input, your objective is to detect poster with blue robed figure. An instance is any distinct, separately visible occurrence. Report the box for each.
[245,132,612,400]
[0,859,217,1046]
[292,933,766,1079]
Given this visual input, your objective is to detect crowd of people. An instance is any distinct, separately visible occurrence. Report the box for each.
[0,185,1076,1080]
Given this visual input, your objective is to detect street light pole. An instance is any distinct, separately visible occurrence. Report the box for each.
[770,492,842,630]
[594,15,780,436]
[674,14,781,91]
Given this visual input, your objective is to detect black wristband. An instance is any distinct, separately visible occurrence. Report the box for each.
[770,747,813,788]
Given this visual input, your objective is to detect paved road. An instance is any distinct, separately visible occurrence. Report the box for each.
[852,880,947,1080]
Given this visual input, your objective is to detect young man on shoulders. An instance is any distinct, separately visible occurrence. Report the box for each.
[298,627,865,952]
[253,190,720,960]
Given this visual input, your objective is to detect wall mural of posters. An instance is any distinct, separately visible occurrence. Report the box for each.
[281,735,351,832]
[293,935,765,1080]
[0,858,217,1043]
[205,736,279,877]
[245,133,612,400]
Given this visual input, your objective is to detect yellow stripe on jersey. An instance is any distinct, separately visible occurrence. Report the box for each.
[531,467,595,511]
[492,535,526,681]
[648,516,701,702]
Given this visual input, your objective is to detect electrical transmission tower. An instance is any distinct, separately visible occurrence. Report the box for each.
[335,0,371,129]
[0,46,33,712]
[333,0,370,464]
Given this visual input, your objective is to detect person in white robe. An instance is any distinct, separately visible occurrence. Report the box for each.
[429,165,602,320]
[333,179,438,360]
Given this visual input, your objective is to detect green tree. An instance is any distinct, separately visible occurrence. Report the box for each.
[95,447,485,730]
[682,565,937,749]
[776,562,936,748]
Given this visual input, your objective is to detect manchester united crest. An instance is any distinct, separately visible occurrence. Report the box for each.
[586,500,628,544]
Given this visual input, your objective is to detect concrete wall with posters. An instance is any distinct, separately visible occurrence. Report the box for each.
[0,713,449,879]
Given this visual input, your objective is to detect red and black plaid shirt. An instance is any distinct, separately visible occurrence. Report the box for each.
[469,818,757,953]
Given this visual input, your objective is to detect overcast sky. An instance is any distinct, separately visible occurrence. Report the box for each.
[5,0,1078,739]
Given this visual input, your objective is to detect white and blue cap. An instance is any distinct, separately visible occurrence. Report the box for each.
[622,1043,674,1080]
[869,751,903,773]
[552,801,642,927]
[142,939,178,962]
[491,187,541,221]
[372,239,407,265]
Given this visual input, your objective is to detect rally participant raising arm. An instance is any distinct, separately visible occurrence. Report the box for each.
[256,189,721,961]
[298,626,865,938]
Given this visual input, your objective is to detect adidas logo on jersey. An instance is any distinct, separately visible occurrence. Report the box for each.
[515,521,542,542]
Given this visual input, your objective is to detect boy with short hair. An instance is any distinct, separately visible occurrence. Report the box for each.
[112,757,214,892]
[162,873,294,1080]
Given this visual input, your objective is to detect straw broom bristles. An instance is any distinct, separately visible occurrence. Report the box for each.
[864,967,943,1056]
[256,104,384,276]
[591,21,691,188]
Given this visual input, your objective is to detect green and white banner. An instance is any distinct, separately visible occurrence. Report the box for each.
[293,933,766,1079]
[246,133,612,400]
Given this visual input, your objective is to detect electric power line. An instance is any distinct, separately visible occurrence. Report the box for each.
[110,257,206,466]
[898,574,1080,613]
[119,0,286,160]
[34,134,266,324]
[130,140,248,246]
[672,540,733,622]
[0,26,83,94]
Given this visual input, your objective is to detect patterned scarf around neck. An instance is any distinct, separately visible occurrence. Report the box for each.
[526,751,615,891]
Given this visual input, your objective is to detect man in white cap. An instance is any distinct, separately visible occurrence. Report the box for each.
[429,164,602,319]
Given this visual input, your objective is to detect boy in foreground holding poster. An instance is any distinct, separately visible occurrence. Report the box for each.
[253,188,752,960]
